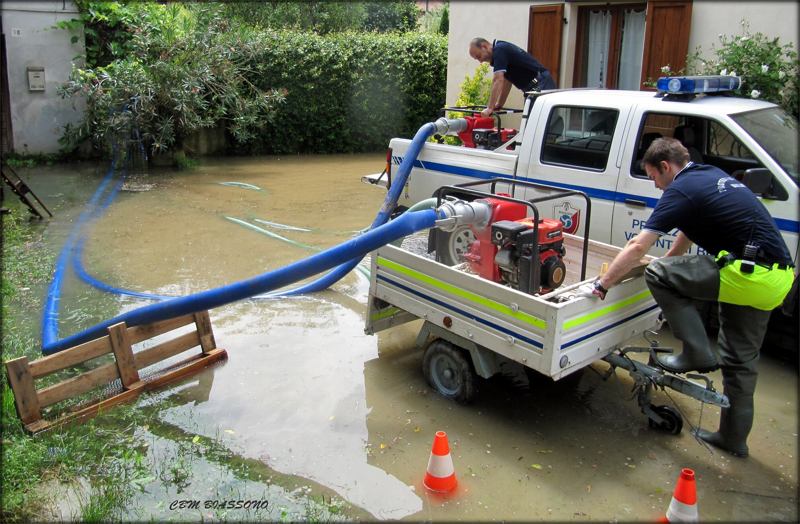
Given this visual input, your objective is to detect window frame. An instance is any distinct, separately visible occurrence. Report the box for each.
[540,105,620,172]
[572,2,647,90]
[629,111,769,182]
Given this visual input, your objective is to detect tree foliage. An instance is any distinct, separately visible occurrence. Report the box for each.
[57,2,447,157]
[59,3,285,157]
[362,1,419,33]
[688,21,799,117]
[233,30,448,154]
[222,1,419,34]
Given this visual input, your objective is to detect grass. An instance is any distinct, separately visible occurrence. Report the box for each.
[1,189,358,522]
[1,206,149,521]
[4,153,63,168]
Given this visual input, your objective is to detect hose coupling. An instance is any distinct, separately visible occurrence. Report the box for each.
[435,199,492,232]
[433,117,469,136]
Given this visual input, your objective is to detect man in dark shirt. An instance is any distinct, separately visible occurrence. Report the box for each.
[589,138,794,458]
[469,37,555,117]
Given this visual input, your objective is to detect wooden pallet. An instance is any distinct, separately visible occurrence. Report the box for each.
[4,311,227,434]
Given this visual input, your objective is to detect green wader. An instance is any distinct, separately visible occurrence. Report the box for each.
[644,254,794,457]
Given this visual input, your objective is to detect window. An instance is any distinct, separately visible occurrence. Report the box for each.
[541,106,619,171]
[573,3,646,90]
[631,112,766,180]
[732,107,799,185]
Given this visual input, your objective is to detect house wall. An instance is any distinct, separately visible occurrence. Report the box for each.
[687,1,799,64]
[447,1,799,107]
[1,0,85,154]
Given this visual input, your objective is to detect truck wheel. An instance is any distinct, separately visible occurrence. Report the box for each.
[647,404,683,435]
[423,339,476,403]
[435,226,476,266]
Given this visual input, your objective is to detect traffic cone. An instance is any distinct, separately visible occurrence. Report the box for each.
[662,468,698,522]
[423,431,457,493]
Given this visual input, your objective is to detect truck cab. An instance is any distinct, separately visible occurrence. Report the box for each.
[514,88,798,261]
[365,76,798,356]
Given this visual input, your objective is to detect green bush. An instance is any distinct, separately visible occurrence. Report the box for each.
[687,21,799,117]
[222,1,419,34]
[362,1,419,33]
[419,3,448,35]
[59,3,285,158]
[59,2,447,157]
[231,30,448,154]
[435,63,492,145]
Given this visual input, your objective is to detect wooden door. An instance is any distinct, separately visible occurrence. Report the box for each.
[528,4,564,87]
[640,0,693,90]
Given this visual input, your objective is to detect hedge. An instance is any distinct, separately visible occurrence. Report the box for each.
[230,30,448,154]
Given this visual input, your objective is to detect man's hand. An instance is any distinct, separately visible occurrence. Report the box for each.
[576,279,608,299]
[591,279,608,300]
[481,106,494,117]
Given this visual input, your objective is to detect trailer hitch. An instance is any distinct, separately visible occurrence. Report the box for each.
[601,340,729,435]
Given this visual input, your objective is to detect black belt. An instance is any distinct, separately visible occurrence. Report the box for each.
[756,256,794,270]
[717,253,794,271]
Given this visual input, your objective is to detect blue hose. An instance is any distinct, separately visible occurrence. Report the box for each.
[71,239,174,301]
[43,121,436,353]
[41,150,124,348]
[274,122,435,296]
[43,208,440,354]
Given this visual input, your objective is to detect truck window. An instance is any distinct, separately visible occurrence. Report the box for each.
[732,107,799,186]
[630,112,765,179]
[541,106,619,171]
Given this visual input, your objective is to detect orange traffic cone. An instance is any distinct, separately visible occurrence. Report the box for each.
[423,431,457,493]
[662,468,699,522]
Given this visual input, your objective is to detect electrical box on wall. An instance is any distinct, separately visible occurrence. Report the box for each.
[27,67,45,91]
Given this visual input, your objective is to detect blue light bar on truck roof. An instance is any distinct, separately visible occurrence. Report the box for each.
[656,75,741,95]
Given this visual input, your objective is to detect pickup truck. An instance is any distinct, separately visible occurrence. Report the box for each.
[364,77,798,356]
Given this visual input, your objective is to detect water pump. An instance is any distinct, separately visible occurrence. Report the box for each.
[456,116,518,150]
[463,198,566,295]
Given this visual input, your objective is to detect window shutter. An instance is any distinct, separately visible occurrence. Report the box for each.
[640,0,693,90]
[528,4,564,87]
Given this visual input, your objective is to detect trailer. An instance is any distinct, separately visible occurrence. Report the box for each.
[365,180,729,434]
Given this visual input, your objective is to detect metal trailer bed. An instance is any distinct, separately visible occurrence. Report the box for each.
[365,225,729,434]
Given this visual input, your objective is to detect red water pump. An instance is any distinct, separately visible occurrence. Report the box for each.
[463,197,566,295]
[457,116,517,150]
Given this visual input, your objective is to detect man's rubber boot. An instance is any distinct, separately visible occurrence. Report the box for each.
[694,403,752,458]
[657,352,719,374]
[655,306,719,374]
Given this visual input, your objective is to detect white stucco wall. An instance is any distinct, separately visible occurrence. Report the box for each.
[447,1,532,108]
[448,1,798,106]
[688,1,799,63]
[2,0,85,154]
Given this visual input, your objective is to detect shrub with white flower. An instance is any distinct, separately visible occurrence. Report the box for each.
[686,20,798,116]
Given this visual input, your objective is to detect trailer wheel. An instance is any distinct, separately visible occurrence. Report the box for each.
[647,405,683,435]
[423,340,476,403]
[435,226,476,266]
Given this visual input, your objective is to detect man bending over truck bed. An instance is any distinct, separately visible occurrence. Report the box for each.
[469,37,555,117]
[589,137,794,458]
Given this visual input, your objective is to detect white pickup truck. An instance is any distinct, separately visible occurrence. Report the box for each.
[365,77,798,355]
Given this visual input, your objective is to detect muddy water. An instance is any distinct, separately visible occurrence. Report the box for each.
[21,156,798,521]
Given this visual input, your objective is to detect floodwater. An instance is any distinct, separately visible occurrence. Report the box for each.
[15,156,798,521]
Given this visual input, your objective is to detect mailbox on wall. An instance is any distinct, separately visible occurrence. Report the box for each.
[26,67,45,91]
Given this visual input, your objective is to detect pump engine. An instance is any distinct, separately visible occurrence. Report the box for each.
[456,116,517,150]
[463,198,566,295]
